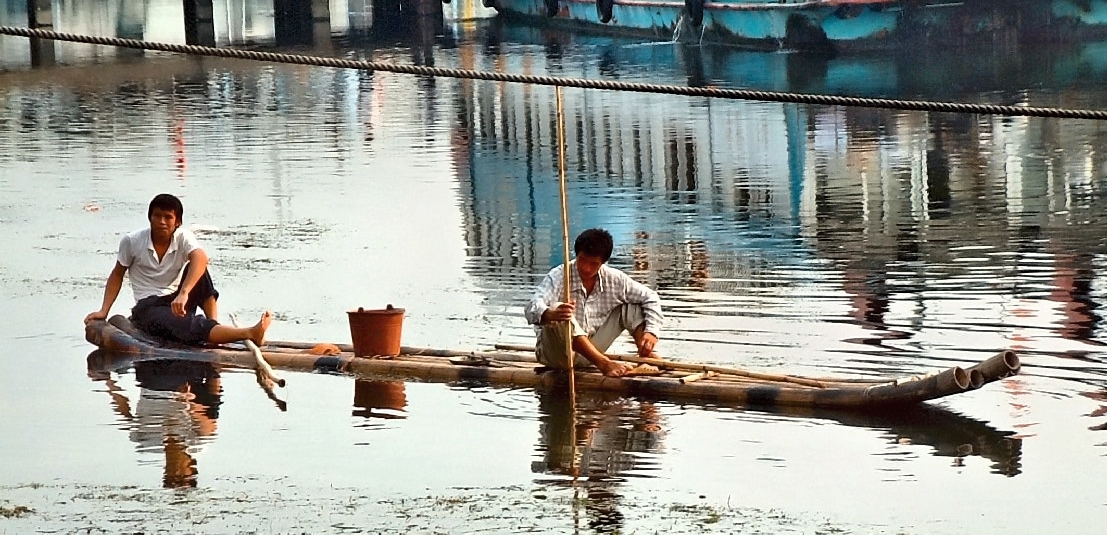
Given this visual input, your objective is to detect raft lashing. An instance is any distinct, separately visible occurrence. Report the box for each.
[85,315,1020,409]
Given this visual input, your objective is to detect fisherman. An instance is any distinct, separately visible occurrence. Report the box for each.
[84,193,270,347]
[524,228,663,377]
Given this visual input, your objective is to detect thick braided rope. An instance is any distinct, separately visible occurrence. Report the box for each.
[3,25,1107,121]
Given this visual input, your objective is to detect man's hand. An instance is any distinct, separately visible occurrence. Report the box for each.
[84,310,107,326]
[637,332,658,359]
[171,292,189,317]
[543,302,576,323]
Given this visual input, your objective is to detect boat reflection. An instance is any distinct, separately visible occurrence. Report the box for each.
[86,350,223,488]
[783,404,1024,477]
[533,390,1021,481]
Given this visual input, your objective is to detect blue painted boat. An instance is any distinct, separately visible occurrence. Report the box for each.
[487,0,1107,51]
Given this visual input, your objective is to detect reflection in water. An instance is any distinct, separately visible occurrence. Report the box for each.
[1082,388,1107,431]
[451,38,1107,376]
[529,388,1023,531]
[532,390,663,533]
[352,378,407,420]
[1049,252,1105,344]
[797,405,1025,477]
[87,352,222,488]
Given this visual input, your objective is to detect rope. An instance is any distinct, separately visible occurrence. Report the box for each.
[3,25,1107,121]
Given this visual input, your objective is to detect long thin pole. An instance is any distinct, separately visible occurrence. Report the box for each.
[555,85,578,477]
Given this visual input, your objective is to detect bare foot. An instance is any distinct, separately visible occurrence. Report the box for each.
[597,359,632,378]
[623,363,662,377]
[249,311,272,347]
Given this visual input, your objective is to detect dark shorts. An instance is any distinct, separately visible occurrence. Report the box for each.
[131,263,220,345]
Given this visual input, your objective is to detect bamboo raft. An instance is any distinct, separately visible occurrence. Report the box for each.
[85,315,1021,409]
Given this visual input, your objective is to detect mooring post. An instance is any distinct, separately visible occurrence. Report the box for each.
[312,0,332,48]
[183,0,216,46]
[275,0,331,47]
[412,0,444,67]
[117,0,146,40]
[374,0,415,36]
[26,0,55,66]
[415,0,443,17]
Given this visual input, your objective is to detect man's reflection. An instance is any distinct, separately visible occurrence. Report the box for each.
[533,389,664,533]
[135,360,221,488]
[88,353,221,488]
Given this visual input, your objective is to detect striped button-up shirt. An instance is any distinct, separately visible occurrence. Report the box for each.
[524,261,663,337]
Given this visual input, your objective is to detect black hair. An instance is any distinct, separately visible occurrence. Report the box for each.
[148,193,184,221]
[574,228,614,262]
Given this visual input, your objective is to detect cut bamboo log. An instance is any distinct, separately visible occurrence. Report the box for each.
[611,354,826,388]
[230,313,285,387]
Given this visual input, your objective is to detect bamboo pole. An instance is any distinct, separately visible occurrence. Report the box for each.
[610,353,826,388]
[555,85,578,478]
[493,342,827,388]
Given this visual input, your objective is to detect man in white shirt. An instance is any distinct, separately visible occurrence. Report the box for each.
[85,193,270,346]
[524,228,663,377]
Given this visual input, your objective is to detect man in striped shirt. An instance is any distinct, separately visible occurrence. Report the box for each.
[524,228,664,377]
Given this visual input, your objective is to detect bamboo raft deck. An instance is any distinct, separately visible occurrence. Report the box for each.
[85,315,1021,409]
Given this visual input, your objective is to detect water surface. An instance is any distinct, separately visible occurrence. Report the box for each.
[2,3,1107,533]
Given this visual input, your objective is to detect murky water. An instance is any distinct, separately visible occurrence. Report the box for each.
[2,2,1107,533]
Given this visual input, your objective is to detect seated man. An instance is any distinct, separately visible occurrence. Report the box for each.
[524,228,663,377]
[84,193,270,346]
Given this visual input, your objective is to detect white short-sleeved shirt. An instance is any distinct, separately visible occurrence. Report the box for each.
[117,227,202,302]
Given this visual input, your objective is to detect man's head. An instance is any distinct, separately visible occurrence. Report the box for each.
[574,228,614,262]
[574,228,614,282]
[148,193,184,237]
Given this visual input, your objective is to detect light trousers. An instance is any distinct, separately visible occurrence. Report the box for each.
[535,303,645,369]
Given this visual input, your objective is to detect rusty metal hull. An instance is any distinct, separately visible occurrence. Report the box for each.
[85,315,1019,409]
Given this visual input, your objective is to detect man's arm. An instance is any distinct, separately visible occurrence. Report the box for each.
[619,271,663,357]
[622,274,663,335]
[84,262,128,325]
[524,267,562,325]
[171,248,209,317]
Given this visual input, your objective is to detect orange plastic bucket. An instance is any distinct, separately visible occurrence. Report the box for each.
[347,305,404,357]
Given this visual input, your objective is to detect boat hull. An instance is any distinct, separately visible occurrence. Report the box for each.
[492,0,1107,52]
[86,315,1019,409]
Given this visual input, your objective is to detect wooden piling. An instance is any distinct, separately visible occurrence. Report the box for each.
[182,0,216,46]
[26,0,55,66]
